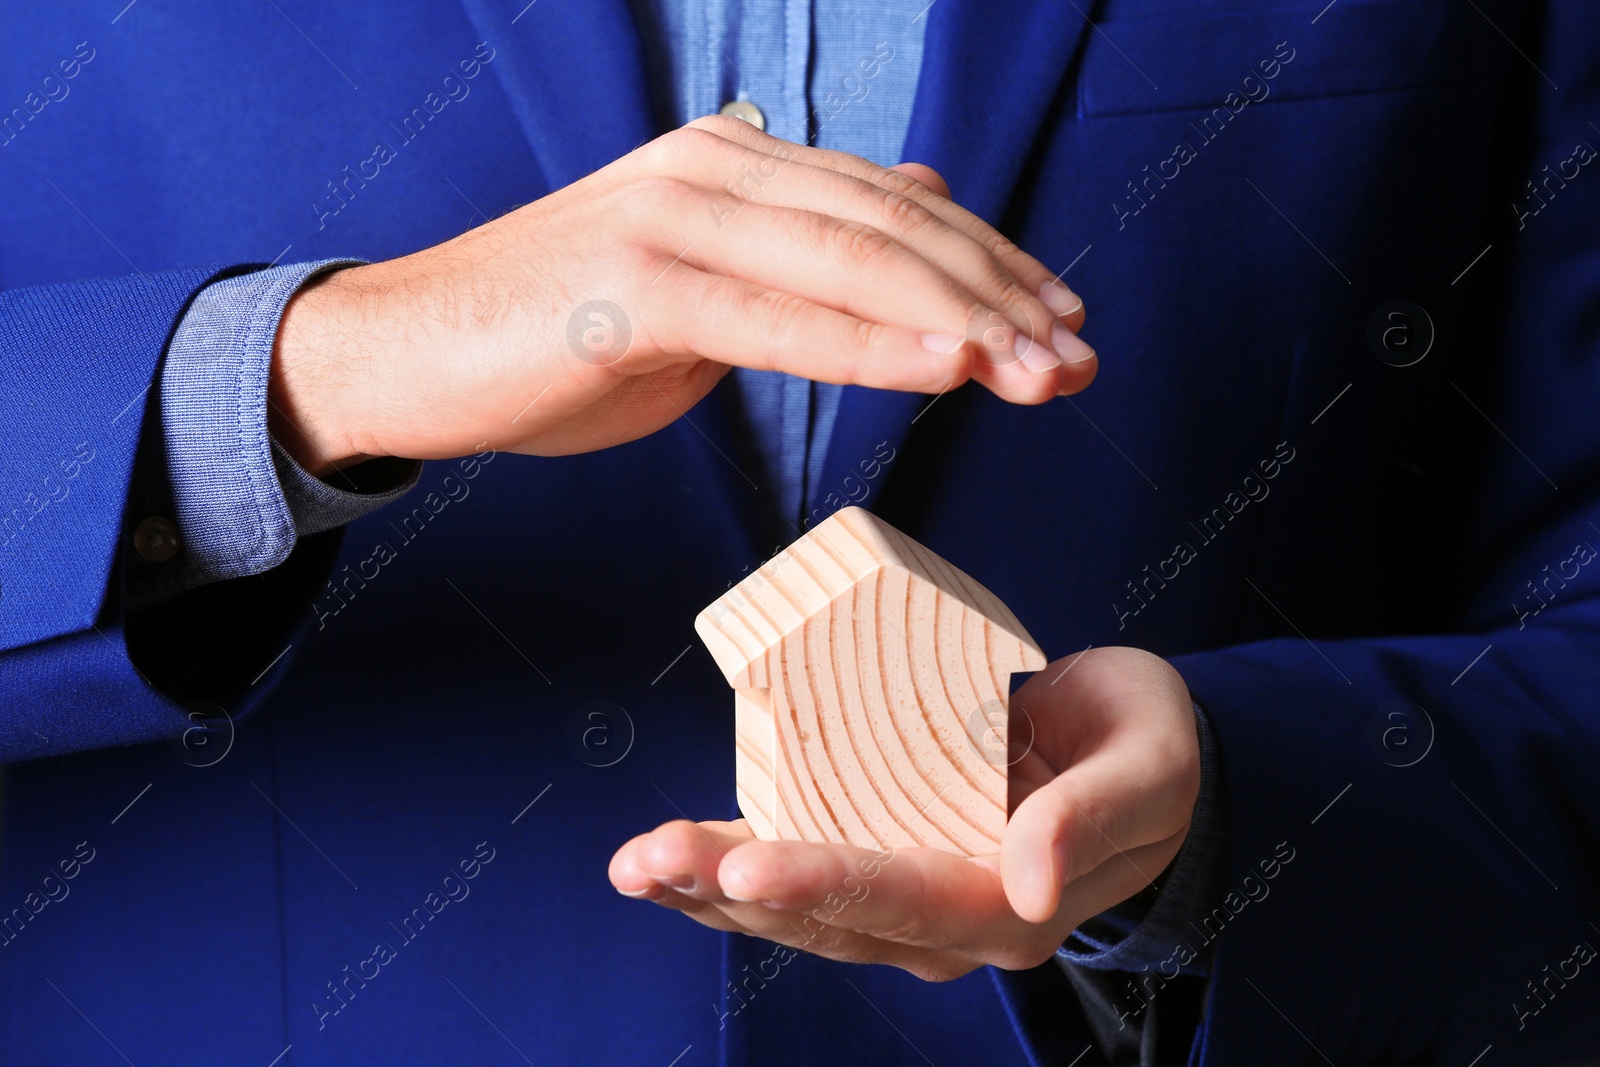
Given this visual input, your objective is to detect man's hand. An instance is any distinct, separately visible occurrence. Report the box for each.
[269,114,1095,476]
[608,647,1200,981]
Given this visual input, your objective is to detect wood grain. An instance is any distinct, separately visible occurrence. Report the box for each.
[696,507,1046,856]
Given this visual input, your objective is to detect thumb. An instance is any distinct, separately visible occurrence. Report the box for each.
[1001,736,1196,923]
[889,162,950,200]
[999,650,1200,922]
[1001,755,1129,923]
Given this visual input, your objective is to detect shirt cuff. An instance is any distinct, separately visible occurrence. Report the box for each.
[126,259,421,599]
[1057,701,1225,975]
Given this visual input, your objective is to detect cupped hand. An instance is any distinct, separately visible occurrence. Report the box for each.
[609,647,1200,980]
[269,114,1095,475]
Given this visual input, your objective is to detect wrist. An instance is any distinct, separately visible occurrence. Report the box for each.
[269,267,379,478]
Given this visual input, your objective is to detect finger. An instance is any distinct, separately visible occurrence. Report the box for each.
[888,162,949,199]
[691,162,1094,379]
[679,198,1082,392]
[678,141,1087,376]
[714,839,1089,973]
[610,825,751,905]
[638,889,756,932]
[680,200,1002,352]
[1002,727,1199,922]
[615,820,1049,977]
[674,890,980,979]
[609,832,675,901]
[622,819,756,901]
[643,265,1061,404]
[611,824,807,934]
[714,838,1010,952]
[884,161,1087,348]
[671,119,1094,396]
[685,115,1087,332]
[614,824,982,973]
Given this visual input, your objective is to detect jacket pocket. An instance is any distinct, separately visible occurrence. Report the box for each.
[1078,0,1458,119]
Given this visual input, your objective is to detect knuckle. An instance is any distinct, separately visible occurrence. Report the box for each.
[957,244,1027,304]
[964,298,1004,343]
[992,274,1038,317]
[851,318,892,362]
[630,174,698,209]
[642,127,697,168]
[683,114,744,139]
[646,124,739,172]
[989,235,1025,264]
[618,178,697,238]
[751,288,809,346]
[681,115,720,132]
[878,189,932,236]
[877,168,924,198]
[829,218,898,269]
[964,295,995,321]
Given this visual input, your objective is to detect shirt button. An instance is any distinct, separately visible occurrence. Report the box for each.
[133,517,181,563]
[718,99,766,131]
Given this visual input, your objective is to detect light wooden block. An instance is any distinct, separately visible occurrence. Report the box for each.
[695,507,1046,856]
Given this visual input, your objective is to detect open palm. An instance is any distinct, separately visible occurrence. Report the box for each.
[609,647,1200,980]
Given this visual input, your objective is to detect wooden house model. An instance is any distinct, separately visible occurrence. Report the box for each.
[695,506,1046,856]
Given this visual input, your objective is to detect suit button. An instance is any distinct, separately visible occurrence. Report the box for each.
[718,99,766,131]
[134,517,181,563]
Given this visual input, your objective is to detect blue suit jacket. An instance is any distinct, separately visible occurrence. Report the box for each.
[3,1,1598,1064]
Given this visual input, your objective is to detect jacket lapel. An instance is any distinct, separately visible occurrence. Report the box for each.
[905,0,1092,224]
[455,0,659,190]
[815,0,1092,523]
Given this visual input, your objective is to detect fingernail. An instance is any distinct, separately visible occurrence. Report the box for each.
[722,886,758,903]
[618,884,656,898]
[1015,333,1062,374]
[1038,281,1083,319]
[653,873,696,891]
[1054,324,1096,364]
[920,333,964,354]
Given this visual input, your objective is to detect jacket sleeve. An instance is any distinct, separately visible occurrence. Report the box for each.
[0,269,343,762]
[1170,6,1600,1061]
